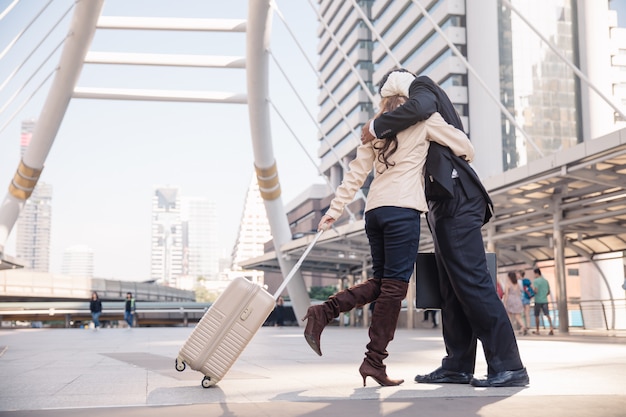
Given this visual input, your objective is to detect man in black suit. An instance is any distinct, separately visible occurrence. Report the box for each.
[361,69,529,387]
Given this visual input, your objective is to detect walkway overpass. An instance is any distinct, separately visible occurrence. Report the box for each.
[0,269,195,302]
[0,268,206,327]
[0,300,211,328]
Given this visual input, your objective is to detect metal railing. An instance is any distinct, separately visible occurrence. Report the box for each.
[3,298,625,332]
[531,299,626,331]
[575,298,626,331]
[0,271,195,302]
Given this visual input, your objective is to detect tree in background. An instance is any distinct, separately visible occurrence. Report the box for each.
[309,286,337,301]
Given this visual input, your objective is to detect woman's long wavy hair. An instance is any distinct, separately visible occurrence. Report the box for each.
[372,94,407,172]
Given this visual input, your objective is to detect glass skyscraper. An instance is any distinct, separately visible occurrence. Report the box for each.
[151,186,183,285]
[181,196,219,280]
[498,0,579,170]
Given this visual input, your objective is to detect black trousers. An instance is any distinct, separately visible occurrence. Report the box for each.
[427,180,524,375]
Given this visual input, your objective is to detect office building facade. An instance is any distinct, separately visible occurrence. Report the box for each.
[150,186,184,285]
[231,175,272,285]
[316,0,625,182]
[181,196,219,280]
[61,244,94,278]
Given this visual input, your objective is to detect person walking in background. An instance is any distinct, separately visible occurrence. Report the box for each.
[518,269,534,329]
[422,310,438,328]
[89,292,102,331]
[124,292,136,328]
[361,69,528,388]
[367,301,376,326]
[274,296,285,327]
[496,280,504,300]
[304,69,475,387]
[532,268,554,335]
[503,272,527,335]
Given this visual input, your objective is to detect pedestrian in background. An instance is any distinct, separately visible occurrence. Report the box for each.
[503,271,527,335]
[124,292,136,328]
[532,268,554,335]
[518,269,534,329]
[274,296,285,327]
[89,291,102,331]
[422,309,438,328]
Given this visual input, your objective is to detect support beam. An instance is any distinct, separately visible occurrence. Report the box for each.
[84,51,246,68]
[246,0,311,325]
[552,193,569,333]
[0,0,105,254]
[96,16,246,32]
[72,87,247,103]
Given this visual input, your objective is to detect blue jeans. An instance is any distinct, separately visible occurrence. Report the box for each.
[365,206,421,282]
[124,311,133,327]
[91,312,101,328]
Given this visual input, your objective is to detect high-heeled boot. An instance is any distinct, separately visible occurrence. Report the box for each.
[303,278,382,356]
[359,279,408,387]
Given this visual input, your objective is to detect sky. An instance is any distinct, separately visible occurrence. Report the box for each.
[0,0,323,281]
[613,0,626,26]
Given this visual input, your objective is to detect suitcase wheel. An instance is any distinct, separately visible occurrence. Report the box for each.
[201,376,215,388]
[175,358,186,372]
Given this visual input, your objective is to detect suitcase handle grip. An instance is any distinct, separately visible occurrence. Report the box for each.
[272,230,324,300]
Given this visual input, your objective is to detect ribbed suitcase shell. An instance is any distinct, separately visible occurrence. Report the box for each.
[176,276,275,387]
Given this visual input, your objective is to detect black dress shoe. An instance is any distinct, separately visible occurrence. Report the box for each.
[414,367,473,384]
[470,368,529,387]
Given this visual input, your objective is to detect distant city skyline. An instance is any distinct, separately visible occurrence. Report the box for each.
[230,174,272,286]
[150,186,222,287]
[150,186,183,285]
[61,244,94,278]
[181,195,220,280]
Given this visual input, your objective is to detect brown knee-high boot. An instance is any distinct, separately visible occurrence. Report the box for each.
[303,278,382,356]
[359,279,408,387]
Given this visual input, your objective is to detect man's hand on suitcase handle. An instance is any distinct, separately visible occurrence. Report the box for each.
[318,214,335,232]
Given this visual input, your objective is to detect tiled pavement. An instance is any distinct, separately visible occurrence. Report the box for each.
[0,325,625,417]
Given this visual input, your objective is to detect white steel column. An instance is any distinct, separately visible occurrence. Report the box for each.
[576,0,614,140]
[246,0,311,324]
[0,0,105,256]
[464,0,504,178]
[552,194,569,334]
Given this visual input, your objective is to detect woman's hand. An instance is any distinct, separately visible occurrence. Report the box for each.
[361,121,375,144]
[318,214,335,232]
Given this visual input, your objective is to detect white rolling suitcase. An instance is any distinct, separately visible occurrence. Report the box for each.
[175,231,323,388]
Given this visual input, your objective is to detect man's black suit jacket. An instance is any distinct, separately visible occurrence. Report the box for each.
[373,75,493,224]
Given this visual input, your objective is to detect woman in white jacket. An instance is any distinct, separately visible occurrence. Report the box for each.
[303,69,474,387]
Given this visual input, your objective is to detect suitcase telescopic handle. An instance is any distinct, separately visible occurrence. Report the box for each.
[272,230,324,300]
